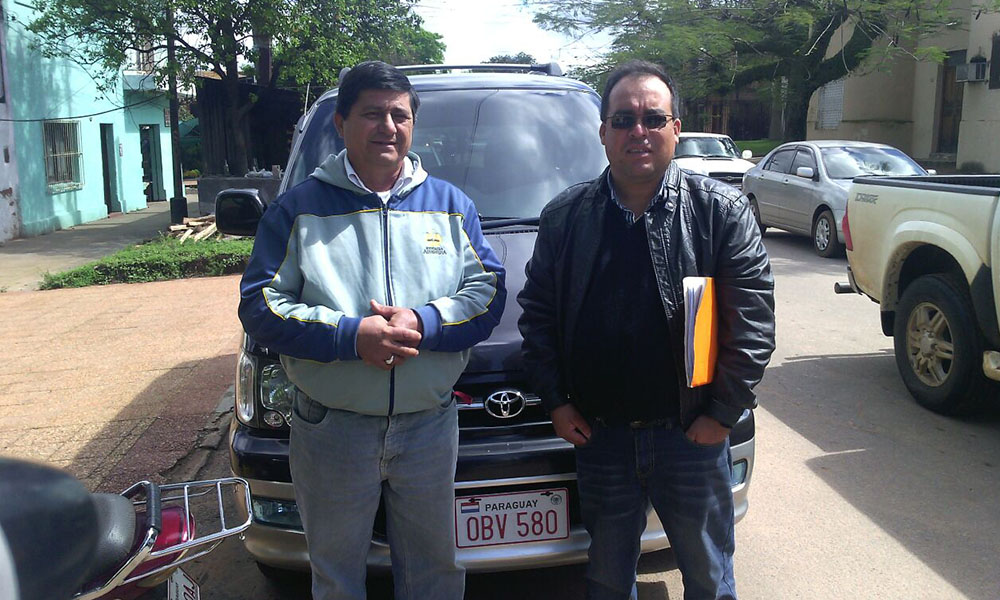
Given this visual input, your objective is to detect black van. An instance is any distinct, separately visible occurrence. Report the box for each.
[217,64,756,577]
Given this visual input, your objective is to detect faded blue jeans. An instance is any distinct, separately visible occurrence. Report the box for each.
[575,420,737,600]
[289,394,464,600]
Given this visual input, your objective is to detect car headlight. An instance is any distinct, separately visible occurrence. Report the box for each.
[235,350,256,425]
[260,363,295,427]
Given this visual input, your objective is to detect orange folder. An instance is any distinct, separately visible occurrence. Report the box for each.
[683,277,718,388]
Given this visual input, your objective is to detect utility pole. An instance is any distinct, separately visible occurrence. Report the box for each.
[167,1,187,224]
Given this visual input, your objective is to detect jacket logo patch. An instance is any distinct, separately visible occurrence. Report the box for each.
[424,232,446,255]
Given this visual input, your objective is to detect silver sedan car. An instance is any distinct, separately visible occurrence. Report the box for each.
[742,140,928,257]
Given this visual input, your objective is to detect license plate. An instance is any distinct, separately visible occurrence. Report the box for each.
[455,488,569,548]
[166,568,200,600]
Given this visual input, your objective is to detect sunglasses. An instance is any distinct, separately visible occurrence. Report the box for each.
[606,113,675,130]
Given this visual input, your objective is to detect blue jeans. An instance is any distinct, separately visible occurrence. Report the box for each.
[575,420,737,600]
[289,394,464,600]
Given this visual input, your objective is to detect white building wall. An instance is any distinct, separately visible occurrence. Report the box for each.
[955,11,1000,172]
[804,0,1000,172]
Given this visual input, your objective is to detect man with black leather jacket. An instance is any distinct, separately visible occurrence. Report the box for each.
[517,60,775,600]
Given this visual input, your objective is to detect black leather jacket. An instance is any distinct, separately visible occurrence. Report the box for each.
[517,162,776,429]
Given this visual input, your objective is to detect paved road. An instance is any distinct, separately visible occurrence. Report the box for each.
[180,231,1000,599]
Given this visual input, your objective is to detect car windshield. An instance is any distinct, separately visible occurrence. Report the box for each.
[286,87,608,219]
[820,146,926,179]
[674,136,740,158]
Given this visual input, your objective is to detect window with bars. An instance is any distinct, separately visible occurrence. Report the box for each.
[43,121,84,192]
[817,79,845,129]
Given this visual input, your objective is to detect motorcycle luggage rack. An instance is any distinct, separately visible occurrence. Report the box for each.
[74,477,252,600]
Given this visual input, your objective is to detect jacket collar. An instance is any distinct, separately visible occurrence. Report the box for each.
[310,149,428,197]
[585,161,682,213]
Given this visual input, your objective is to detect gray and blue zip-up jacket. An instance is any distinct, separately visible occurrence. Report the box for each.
[238,150,506,416]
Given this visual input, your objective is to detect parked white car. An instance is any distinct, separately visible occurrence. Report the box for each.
[672,133,755,190]
[742,140,928,257]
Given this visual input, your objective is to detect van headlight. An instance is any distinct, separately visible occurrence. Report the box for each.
[235,350,256,425]
[260,364,295,428]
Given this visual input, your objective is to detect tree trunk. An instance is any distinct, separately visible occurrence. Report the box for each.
[166,4,187,222]
[253,30,272,87]
[784,98,809,141]
[222,71,249,175]
[768,78,786,140]
[782,67,813,141]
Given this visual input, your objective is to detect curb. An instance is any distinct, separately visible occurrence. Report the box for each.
[161,385,234,482]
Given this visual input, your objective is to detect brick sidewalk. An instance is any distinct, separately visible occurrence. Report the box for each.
[0,275,242,491]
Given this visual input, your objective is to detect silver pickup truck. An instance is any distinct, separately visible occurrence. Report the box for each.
[836,175,1000,414]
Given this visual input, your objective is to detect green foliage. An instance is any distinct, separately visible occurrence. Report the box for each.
[183,169,201,178]
[27,0,443,173]
[40,236,254,289]
[27,0,443,100]
[486,52,537,64]
[272,0,445,88]
[528,0,987,139]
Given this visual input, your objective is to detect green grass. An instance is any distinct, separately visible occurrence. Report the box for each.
[40,235,254,289]
[735,139,782,159]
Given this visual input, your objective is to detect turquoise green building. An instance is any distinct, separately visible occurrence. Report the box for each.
[0,0,175,243]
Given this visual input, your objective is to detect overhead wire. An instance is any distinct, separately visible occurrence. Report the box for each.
[0,95,166,122]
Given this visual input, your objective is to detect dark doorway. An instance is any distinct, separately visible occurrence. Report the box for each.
[936,50,966,154]
[99,124,120,212]
[140,124,166,201]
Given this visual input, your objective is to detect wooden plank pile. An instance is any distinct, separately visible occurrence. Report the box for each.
[167,215,218,243]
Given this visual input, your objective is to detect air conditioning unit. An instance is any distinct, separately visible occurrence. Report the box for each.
[957,61,989,83]
[968,61,989,82]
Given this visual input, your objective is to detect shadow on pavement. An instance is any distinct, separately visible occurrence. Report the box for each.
[34,353,239,494]
[758,350,1000,599]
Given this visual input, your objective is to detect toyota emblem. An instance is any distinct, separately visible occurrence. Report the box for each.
[484,390,527,419]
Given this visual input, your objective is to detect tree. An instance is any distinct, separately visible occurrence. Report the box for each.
[529,0,996,140]
[28,0,444,175]
[486,52,537,64]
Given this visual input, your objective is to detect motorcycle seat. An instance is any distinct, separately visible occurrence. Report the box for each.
[83,492,137,584]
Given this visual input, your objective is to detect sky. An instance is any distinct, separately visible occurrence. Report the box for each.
[413,0,611,70]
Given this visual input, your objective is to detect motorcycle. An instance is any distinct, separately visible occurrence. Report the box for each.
[0,457,252,600]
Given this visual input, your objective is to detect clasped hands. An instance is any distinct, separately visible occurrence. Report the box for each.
[356,300,424,370]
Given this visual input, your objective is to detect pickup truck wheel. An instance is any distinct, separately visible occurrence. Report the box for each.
[812,210,843,258]
[749,198,767,235]
[893,274,989,415]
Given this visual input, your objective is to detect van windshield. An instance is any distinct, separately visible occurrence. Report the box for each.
[286,88,608,218]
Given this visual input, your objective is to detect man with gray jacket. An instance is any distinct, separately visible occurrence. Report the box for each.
[238,61,506,600]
